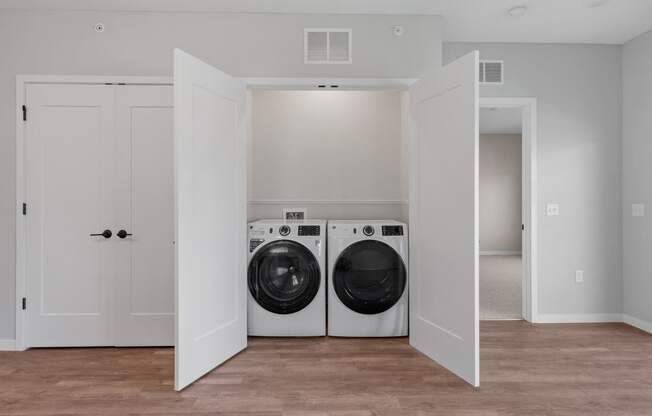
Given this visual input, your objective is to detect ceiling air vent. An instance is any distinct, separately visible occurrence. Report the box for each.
[305,29,352,64]
[479,60,504,85]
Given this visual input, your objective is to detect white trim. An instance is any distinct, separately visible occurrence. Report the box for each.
[624,314,652,334]
[0,339,16,351]
[16,74,172,85]
[15,75,174,351]
[480,97,538,323]
[480,250,522,256]
[243,77,417,90]
[248,199,407,206]
[536,313,623,324]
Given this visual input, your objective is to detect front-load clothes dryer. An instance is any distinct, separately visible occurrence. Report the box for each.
[328,220,408,337]
[248,220,326,336]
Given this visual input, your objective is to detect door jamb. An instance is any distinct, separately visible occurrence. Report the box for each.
[479,97,538,323]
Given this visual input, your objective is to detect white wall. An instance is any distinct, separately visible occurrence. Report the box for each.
[445,43,622,318]
[0,10,442,341]
[622,29,652,329]
[479,134,522,253]
[249,90,406,221]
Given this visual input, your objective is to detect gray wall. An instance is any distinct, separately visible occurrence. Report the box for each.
[249,90,406,221]
[0,10,442,341]
[622,29,652,326]
[479,134,522,253]
[445,43,622,317]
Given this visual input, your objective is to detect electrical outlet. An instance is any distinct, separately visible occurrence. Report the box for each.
[283,208,306,220]
[575,270,584,284]
[546,203,560,216]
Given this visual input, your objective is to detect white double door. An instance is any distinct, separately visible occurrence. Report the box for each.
[172,49,480,390]
[24,83,175,347]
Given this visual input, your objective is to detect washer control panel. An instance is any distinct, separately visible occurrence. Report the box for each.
[249,238,265,252]
[362,225,375,236]
[298,225,320,236]
[382,225,404,236]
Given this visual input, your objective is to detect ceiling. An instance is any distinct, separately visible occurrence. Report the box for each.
[480,108,522,135]
[1,0,651,44]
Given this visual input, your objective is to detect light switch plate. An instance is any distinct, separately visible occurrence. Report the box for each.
[632,204,645,217]
[575,270,584,283]
[546,203,560,216]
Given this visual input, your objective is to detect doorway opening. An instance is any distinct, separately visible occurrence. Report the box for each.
[479,98,537,322]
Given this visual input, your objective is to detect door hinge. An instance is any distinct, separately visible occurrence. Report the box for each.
[22,105,27,121]
[22,297,27,310]
[22,203,27,215]
[521,224,525,231]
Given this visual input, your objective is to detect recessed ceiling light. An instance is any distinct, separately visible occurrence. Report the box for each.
[507,6,528,17]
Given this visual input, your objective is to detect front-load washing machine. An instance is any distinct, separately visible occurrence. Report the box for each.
[248,219,326,336]
[328,220,408,337]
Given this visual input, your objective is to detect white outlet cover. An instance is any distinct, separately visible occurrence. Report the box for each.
[575,270,584,283]
[632,203,645,217]
[546,203,560,216]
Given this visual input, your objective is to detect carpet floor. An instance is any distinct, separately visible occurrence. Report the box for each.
[480,255,522,320]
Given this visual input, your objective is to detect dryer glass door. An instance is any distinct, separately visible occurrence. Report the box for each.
[333,240,407,315]
[248,240,321,314]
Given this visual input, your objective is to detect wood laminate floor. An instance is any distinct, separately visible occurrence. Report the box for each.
[1,321,651,416]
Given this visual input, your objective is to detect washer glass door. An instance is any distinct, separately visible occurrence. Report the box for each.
[333,240,406,315]
[248,240,321,314]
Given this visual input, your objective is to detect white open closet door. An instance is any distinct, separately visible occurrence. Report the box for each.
[174,49,248,391]
[408,51,480,387]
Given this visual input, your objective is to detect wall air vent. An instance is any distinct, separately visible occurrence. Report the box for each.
[305,29,352,64]
[479,60,504,85]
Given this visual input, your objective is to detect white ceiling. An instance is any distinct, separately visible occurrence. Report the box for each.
[1,0,651,44]
[480,108,522,135]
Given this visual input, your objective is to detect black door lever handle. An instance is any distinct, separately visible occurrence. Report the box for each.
[117,229,133,239]
[90,229,112,239]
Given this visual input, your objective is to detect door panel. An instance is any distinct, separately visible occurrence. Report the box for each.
[25,84,115,347]
[114,85,175,346]
[174,49,248,391]
[408,51,480,386]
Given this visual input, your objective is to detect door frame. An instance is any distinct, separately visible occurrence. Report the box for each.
[479,97,538,323]
[14,75,414,351]
[14,75,172,351]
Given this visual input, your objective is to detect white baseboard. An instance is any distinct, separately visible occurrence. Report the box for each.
[0,339,16,351]
[535,313,623,324]
[480,250,522,256]
[623,314,652,334]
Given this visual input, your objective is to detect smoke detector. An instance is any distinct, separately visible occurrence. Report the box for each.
[94,22,105,33]
[507,6,527,17]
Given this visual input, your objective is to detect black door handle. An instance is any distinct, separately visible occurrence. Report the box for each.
[117,229,133,239]
[90,229,112,239]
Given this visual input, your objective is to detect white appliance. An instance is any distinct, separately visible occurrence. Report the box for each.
[247,219,326,336]
[328,220,408,337]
